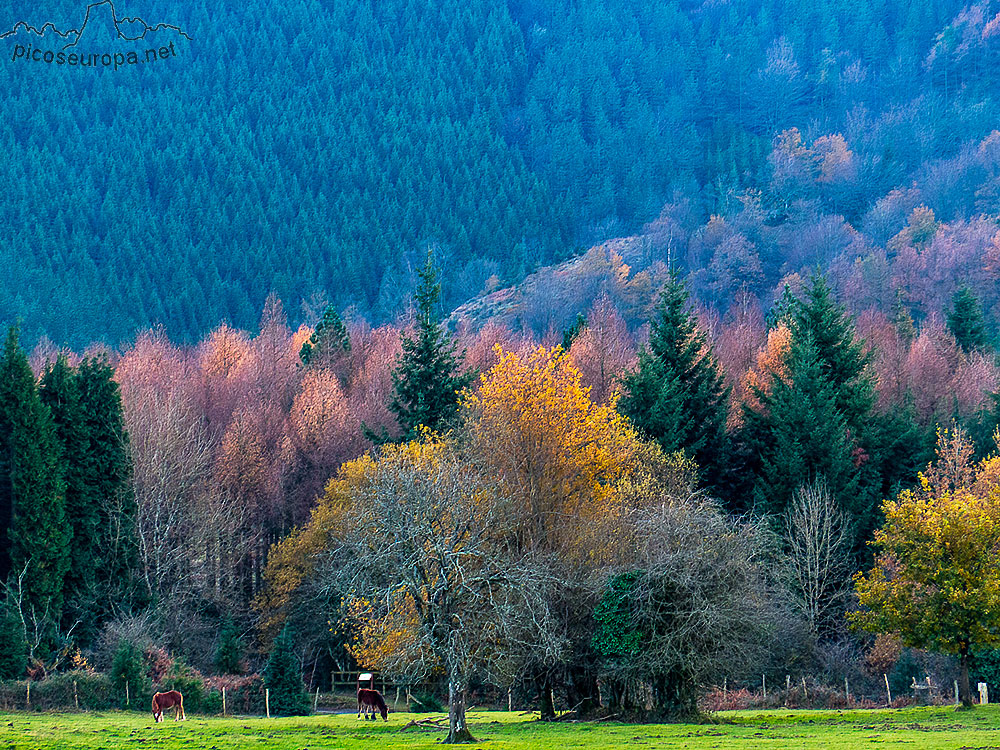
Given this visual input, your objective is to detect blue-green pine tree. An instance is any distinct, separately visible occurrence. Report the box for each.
[618,275,730,492]
[264,624,310,716]
[389,252,475,438]
[0,327,71,629]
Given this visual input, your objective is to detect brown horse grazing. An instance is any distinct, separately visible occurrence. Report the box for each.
[152,690,186,722]
[357,688,388,721]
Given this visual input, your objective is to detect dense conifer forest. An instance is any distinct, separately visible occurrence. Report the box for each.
[6,0,1000,346]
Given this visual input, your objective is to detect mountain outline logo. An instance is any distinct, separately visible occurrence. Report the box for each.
[1,0,191,51]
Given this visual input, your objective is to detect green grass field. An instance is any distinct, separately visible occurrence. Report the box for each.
[3,707,1000,749]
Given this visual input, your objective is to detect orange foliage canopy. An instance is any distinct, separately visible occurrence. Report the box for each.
[464,344,686,564]
[736,324,791,421]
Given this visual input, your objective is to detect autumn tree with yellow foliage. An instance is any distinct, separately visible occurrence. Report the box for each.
[852,429,1000,707]
[465,345,662,561]
[465,344,691,716]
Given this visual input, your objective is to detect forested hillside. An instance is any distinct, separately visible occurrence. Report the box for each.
[6,0,1000,347]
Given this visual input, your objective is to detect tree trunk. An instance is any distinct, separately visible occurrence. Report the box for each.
[960,648,973,709]
[443,668,474,744]
[653,669,699,720]
[567,665,601,716]
[538,674,556,720]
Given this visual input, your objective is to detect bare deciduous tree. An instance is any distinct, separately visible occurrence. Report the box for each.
[323,439,564,743]
[784,479,851,637]
[596,495,774,718]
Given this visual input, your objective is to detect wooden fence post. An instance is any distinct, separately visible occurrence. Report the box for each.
[265,688,270,718]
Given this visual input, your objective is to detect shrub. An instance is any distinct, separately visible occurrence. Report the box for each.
[972,647,1000,689]
[215,616,244,675]
[889,648,922,698]
[157,658,207,713]
[408,690,443,712]
[201,688,223,714]
[143,645,174,683]
[110,640,152,709]
[0,671,113,711]
[263,625,309,716]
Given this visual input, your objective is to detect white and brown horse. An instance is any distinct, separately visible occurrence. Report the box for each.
[152,690,186,722]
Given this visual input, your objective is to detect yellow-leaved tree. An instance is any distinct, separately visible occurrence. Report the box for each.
[258,344,695,726]
[465,344,678,564]
[851,428,1000,707]
[464,345,694,715]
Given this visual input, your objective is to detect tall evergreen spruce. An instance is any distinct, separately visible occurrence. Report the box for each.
[618,275,730,491]
[299,305,351,367]
[867,398,935,508]
[790,275,874,426]
[792,275,923,542]
[39,356,96,636]
[264,624,310,716]
[389,253,475,438]
[742,334,860,519]
[0,327,70,622]
[741,275,915,547]
[79,357,143,626]
[947,286,989,353]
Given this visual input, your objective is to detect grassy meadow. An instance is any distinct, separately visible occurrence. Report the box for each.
[2,707,1000,749]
